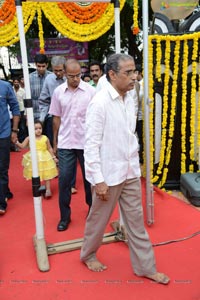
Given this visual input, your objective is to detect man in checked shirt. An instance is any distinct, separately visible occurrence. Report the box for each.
[29,54,51,120]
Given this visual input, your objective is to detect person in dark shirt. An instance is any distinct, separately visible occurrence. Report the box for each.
[0,79,20,215]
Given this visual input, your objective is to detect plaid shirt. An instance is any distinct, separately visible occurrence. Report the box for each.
[29,70,52,120]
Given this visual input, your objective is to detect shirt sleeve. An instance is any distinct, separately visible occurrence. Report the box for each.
[48,88,61,117]
[7,84,20,116]
[84,99,105,185]
[39,79,51,122]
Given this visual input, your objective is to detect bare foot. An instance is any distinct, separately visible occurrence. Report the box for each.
[45,190,52,199]
[84,259,107,272]
[142,272,170,285]
[71,187,77,194]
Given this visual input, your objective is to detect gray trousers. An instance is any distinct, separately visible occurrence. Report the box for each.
[80,177,156,276]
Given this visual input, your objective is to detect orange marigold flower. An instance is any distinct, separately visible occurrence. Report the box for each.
[132,27,140,35]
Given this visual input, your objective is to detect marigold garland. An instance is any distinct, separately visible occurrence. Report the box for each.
[132,0,139,35]
[0,0,15,26]
[181,39,189,174]
[155,38,162,82]
[37,5,44,53]
[0,0,37,46]
[156,39,171,187]
[147,37,155,181]
[41,1,125,42]
[148,32,200,188]
[159,40,180,187]
[189,37,198,171]
[58,3,108,24]
[142,35,154,180]
[0,0,125,46]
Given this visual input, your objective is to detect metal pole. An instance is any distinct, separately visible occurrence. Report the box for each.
[112,0,125,228]
[113,0,121,53]
[15,0,49,271]
[142,0,154,225]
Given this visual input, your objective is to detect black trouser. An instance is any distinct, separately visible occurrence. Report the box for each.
[58,149,92,221]
[43,116,53,147]
[18,111,28,142]
[0,136,10,209]
[136,119,143,164]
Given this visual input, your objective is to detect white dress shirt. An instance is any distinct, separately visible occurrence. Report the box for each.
[84,81,141,186]
[13,87,25,112]
[96,74,138,115]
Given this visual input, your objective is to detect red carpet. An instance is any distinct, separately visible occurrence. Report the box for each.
[1,150,200,300]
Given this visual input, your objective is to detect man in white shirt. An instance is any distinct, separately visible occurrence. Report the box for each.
[12,77,27,143]
[80,53,169,285]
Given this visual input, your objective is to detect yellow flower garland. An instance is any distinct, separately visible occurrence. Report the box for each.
[0,1,37,46]
[148,32,200,188]
[37,5,44,53]
[133,0,139,34]
[148,37,155,181]
[181,39,189,174]
[155,39,170,187]
[159,39,180,187]
[41,1,125,42]
[189,36,198,171]
[155,38,162,82]
[0,0,125,46]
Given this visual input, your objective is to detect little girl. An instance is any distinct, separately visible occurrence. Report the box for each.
[16,120,58,198]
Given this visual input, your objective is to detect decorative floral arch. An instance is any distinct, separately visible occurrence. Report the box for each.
[0,0,128,49]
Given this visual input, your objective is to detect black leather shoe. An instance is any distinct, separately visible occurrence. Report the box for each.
[6,191,13,199]
[57,219,71,231]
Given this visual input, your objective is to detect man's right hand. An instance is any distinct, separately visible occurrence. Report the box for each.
[95,182,109,201]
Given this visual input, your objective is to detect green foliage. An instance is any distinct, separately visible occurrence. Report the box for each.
[88,0,145,64]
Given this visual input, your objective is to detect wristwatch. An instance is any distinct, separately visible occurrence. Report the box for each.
[11,129,19,133]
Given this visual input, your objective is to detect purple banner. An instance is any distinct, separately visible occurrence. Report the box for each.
[21,38,88,63]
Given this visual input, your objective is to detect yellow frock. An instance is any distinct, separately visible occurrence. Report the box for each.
[22,135,58,180]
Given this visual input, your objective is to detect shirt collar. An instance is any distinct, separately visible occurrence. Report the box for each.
[107,81,131,103]
[63,79,86,92]
[37,70,48,78]
[89,80,97,87]
[107,81,120,101]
